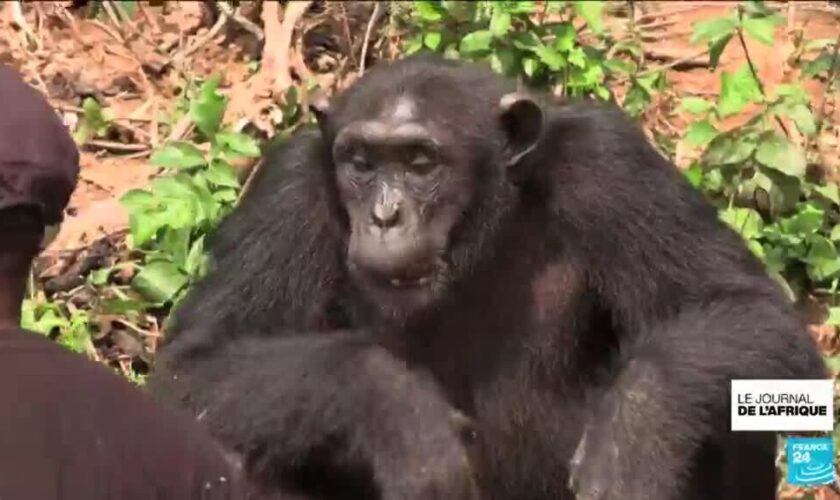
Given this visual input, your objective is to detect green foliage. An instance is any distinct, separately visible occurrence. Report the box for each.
[401,1,650,103]
[681,1,840,315]
[21,299,92,354]
[120,76,261,306]
[73,97,110,144]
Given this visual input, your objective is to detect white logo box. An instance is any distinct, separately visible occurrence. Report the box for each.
[731,379,835,432]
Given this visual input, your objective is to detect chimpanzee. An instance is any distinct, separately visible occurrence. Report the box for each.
[149,54,829,500]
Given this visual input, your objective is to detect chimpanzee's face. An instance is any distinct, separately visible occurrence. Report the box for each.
[313,60,545,318]
[332,95,478,312]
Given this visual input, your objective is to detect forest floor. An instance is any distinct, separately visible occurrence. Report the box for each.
[1,2,839,498]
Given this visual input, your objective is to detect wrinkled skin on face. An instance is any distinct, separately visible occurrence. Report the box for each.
[331,96,478,309]
[310,63,544,315]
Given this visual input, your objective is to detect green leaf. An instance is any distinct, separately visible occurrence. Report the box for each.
[830,225,840,242]
[680,97,715,115]
[806,235,840,282]
[459,30,493,54]
[511,30,542,51]
[684,164,704,188]
[704,132,757,166]
[754,133,806,178]
[604,58,636,75]
[813,184,840,206]
[441,0,477,21]
[721,207,764,240]
[567,47,587,68]
[126,209,167,247]
[150,142,206,170]
[415,0,446,21]
[21,303,66,336]
[573,1,605,34]
[718,65,763,117]
[708,33,733,70]
[684,120,718,147]
[213,188,239,204]
[424,31,442,50]
[803,52,837,79]
[691,17,738,44]
[186,235,208,278]
[156,227,191,269]
[489,10,512,37]
[206,159,240,188]
[535,45,565,70]
[215,131,261,157]
[747,168,801,217]
[404,36,424,55]
[189,75,227,140]
[490,46,519,75]
[824,355,840,374]
[553,23,576,52]
[781,203,824,236]
[131,260,189,304]
[522,57,539,77]
[826,307,840,326]
[742,16,777,46]
[73,97,108,143]
[784,103,817,136]
[773,83,809,102]
[119,189,156,213]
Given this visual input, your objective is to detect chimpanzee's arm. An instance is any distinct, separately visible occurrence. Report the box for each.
[546,102,827,499]
[150,331,478,500]
[165,128,351,355]
[568,288,827,499]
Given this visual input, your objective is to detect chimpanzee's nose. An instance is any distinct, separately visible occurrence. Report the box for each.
[371,185,404,229]
[372,201,401,228]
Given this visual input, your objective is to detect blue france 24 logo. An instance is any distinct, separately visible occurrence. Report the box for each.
[787,437,836,487]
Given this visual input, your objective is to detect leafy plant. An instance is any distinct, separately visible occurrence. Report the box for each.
[120,76,261,307]
[403,1,631,101]
[72,97,110,144]
[683,1,840,326]
[21,299,93,354]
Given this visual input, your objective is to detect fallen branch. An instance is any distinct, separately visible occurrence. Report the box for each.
[9,1,42,50]
[359,2,385,76]
[263,0,313,95]
[85,140,150,153]
[171,9,229,65]
[218,1,264,41]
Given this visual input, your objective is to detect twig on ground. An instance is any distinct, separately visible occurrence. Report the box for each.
[637,48,711,77]
[172,10,229,64]
[359,2,385,76]
[338,3,357,67]
[136,2,161,34]
[85,140,150,153]
[9,1,42,50]
[218,1,264,41]
[90,19,125,45]
[99,2,127,43]
[166,114,195,143]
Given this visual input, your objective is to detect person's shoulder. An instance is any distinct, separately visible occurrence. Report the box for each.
[0,327,247,499]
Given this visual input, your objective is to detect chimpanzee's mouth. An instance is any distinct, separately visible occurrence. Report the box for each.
[357,266,436,291]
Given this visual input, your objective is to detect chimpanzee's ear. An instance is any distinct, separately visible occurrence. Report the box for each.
[498,92,544,168]
[308,89,331,136]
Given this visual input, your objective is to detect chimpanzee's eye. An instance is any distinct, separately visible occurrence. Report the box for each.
[405,145,439,176]
[350,155,373,173]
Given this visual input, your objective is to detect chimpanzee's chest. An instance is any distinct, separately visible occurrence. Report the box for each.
[467,374,588,498]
